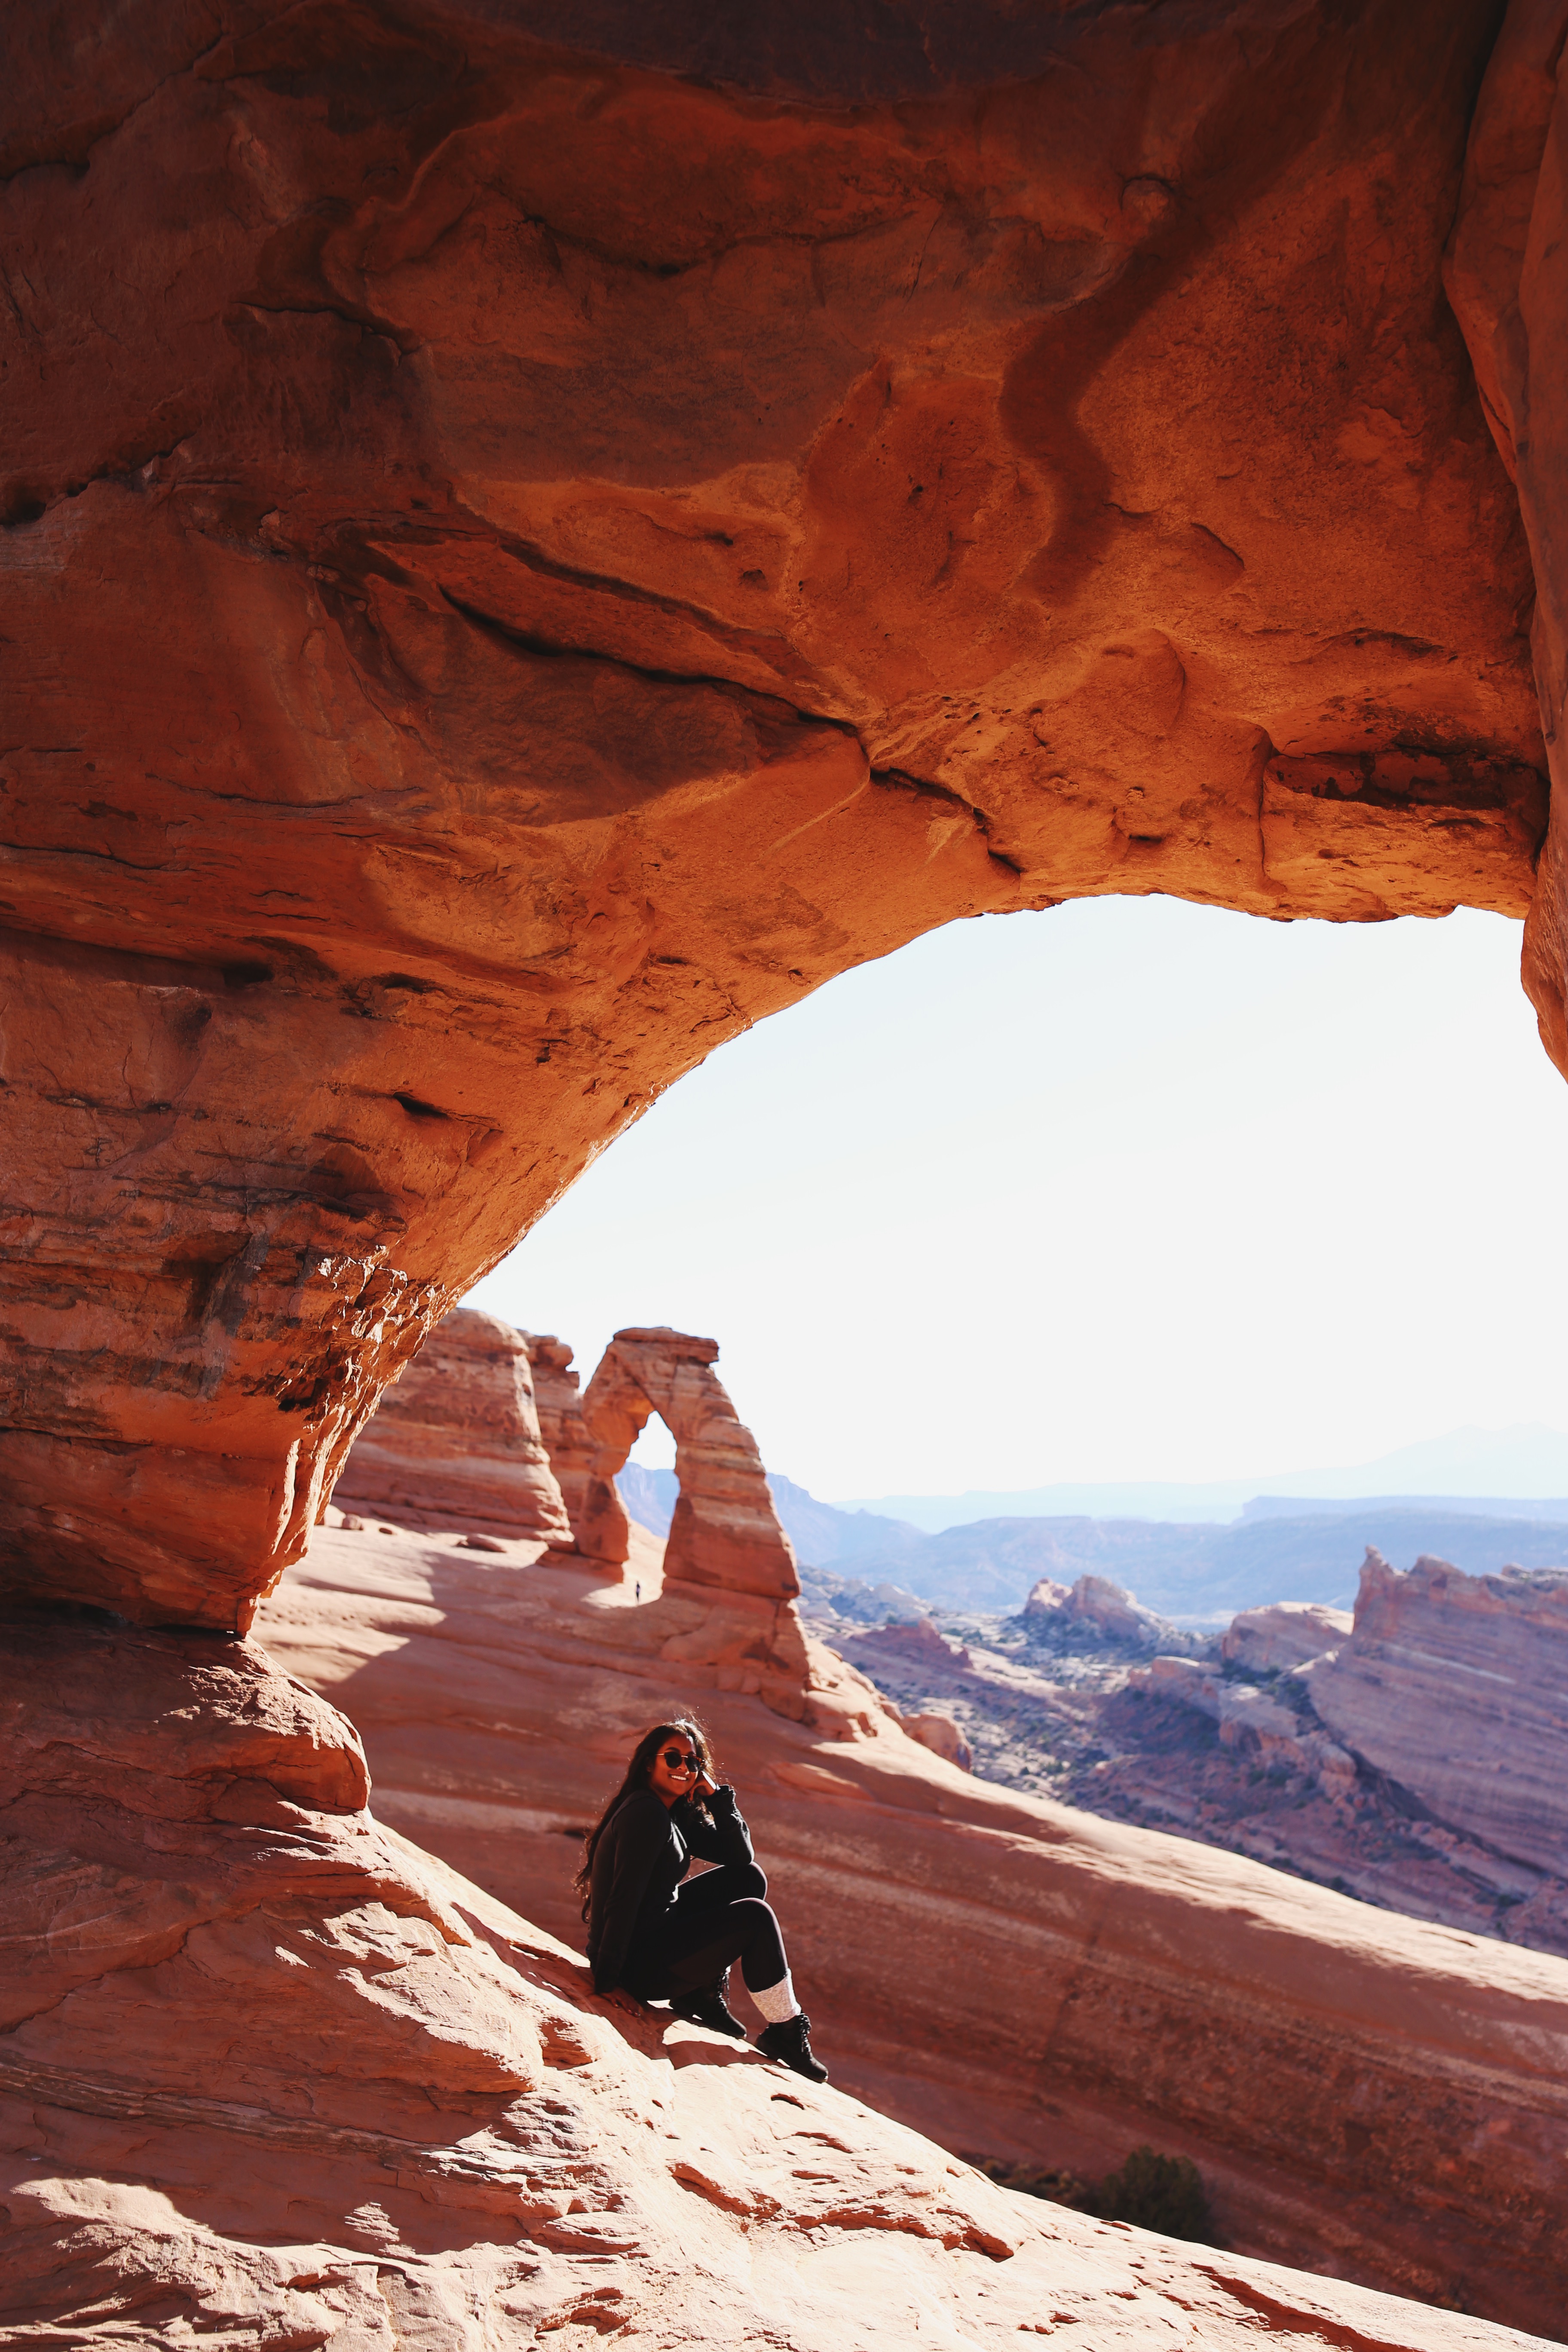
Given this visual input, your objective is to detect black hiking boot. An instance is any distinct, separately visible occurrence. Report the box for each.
[669,1981,747,2039]
[756,2012,828,2083]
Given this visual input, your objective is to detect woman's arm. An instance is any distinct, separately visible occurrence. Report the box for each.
[680,1782,755,1869]
[590,1802,666,1995]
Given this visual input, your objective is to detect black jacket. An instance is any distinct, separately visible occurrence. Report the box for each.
[586,1783,753,1995]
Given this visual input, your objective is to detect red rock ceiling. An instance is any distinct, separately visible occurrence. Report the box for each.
[0,0,1553,1627]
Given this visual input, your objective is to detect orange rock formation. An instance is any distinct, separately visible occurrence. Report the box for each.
[334,1308,573,1546]
[573,1328,799,1602]
[1309,1549,1568,1874]
[0,0,1551,1629]
[254,1525,1568,2337]
[11,1596,1547,2352]
[523,1334,598,1539]
[9,3,1568,2342]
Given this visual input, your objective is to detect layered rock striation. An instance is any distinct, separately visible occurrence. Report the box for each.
[523,1334,598,1538]
[572,1329,800,1604]
[1309,1549,1568,1874]
[334,1308,573,1547]
[0,0,1552,1628]
[254,1525,1568,2335]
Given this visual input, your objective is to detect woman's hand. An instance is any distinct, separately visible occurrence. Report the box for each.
[694,1768,719,1801]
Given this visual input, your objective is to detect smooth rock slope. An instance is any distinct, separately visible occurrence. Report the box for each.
[12,1596,1557,2352]
[256,1523,1568,2337]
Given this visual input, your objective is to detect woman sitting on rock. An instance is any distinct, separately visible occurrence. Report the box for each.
[577,1717,827,2083]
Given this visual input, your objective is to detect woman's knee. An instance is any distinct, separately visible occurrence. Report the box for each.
[730,1862,767,1902]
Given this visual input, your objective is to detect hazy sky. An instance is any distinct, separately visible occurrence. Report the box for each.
[468,897,1568,1501]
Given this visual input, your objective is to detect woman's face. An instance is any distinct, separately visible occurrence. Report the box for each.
[646,1730,703,1806]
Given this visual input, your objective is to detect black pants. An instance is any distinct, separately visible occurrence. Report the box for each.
[636,1862,788,1999]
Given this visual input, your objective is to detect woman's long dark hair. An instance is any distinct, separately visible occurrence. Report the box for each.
[574,1716,715,1917]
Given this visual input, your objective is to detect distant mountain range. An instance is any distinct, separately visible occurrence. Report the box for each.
[614,1460,1568,1623]
[835,1423,1568,1531]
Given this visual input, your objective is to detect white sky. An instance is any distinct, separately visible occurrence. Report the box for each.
[467,897,1568,1501]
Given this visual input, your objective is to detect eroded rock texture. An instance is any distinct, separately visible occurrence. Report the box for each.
[14,1597,1558,2350]
[523,1333,597,1538]
[0,0,1550,1627]
[1309,1548,1568,1875]
[255,1525,1568,2336]
[572,1328,800,1602]
[1448,0,1568,1072]
[334,1307,573,1544]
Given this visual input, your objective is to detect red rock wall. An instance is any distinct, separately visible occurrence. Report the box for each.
[0,0,1548,1629]
[334,1306,573,1544]
[1448,0,1568,1077]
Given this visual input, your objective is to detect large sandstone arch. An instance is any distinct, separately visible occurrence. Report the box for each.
[571,1326,799,1599]
[12,9,1568,2338]
[0,0,1563,1642]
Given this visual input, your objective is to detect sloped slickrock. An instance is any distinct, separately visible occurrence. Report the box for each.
[12,1605,1544,2352]
[572,1329,800,1603]
[1223,1600,1355,1673]
[257,1526,1568,2335]
[1309,1549,1568,1873]
[0,0,1550,1630]
[334,1309,573,1547]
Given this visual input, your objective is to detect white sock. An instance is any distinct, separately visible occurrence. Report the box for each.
[751,1972,800,2025]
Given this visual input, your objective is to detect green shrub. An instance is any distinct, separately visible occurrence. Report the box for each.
[1088,2145,1213,2241]
[980,2144,1215,2245]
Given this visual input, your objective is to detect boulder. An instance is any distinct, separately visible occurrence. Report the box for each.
[1309,1549,1568,1871]
[1066,1574,1164,1648]
[900,1712,974,1771]
[334,1309,573,1547]
[1023,1577,1073,1616]
[856,1617,974,1672]
[1222,1601,1354,1674]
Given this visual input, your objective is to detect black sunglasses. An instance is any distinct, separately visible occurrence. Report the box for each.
[661,1747,699,1773]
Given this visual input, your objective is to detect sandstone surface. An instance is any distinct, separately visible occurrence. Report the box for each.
[1027,1573,1166,1648]
[335,1308,573,1547]
[22,1603,1542,2352]
[0,0,1551,1627]
[899,1711,975,1771]
[1449,0,1568,1076]
[1309,1549,1568,1874]
[255,1524,1568,2335]
[524,1334,598,1540]
[1223,1601,1355,1674]
[572,1329,800,1603]
[10,6,1568,2342]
